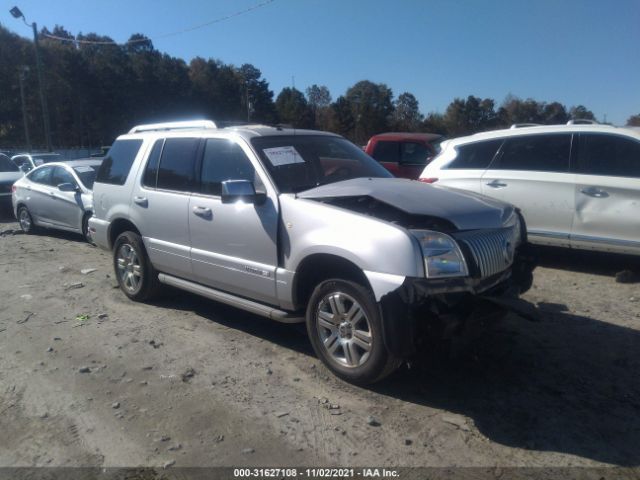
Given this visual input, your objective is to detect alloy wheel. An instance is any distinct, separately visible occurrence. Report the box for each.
[116,243,142,293]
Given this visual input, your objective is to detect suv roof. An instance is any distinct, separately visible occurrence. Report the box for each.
[447,122,640,146]
[122,120,339,142]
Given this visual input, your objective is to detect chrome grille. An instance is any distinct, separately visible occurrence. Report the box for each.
[455,227,516,278]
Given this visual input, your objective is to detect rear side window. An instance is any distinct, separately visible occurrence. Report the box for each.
[493,134,571,172]
[448,140,502,169]
[579,134,640,178]
[142,139,164,188]
[29,166,54,185]
[400,142,431,165]
[95,139,143,185]
[156,138,200,192]
[200,139,257,196]
[371,141,400,163]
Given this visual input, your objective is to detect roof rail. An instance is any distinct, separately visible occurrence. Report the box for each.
[510,123,541,129]
[128,120,217,134]
[567,119,598,125]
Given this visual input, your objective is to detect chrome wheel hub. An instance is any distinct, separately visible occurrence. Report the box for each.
[116,244,142,293]
[316,292,372,368]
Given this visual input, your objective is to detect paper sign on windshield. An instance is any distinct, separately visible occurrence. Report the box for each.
[263,146,305,167]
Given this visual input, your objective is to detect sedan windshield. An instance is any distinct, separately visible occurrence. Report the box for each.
[73,165,98,190]
[251,135,392,193]
[0,155,19,172]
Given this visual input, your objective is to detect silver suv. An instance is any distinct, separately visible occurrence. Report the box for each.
[89,120,536,384]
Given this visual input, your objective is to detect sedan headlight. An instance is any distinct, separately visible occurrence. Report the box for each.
[411,230,468,278]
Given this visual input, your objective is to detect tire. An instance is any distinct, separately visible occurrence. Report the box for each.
[17,206,37,234]
[81,213,93,244]
[306,279,401,385]
[113,231,161,301]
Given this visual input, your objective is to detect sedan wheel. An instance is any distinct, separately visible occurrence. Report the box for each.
[18,207,35,234]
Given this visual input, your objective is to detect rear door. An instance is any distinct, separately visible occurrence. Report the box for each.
[571,133,640,254]
[25,166,55,222]
[435,139,503,193]
[130,137,200,278]
[188,137,279,303]
[480,133,575,246]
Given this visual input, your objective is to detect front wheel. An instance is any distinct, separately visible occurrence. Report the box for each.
[306,279,400,385]
[82,213,93,244]
[113,231,160,301]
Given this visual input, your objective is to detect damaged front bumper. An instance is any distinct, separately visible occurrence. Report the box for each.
[379,244,537,357]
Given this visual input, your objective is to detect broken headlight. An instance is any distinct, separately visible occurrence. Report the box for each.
[411,230,469,278]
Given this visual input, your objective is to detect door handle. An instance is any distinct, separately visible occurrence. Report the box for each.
[580,187,609,198]
[192,206,212,218]
[486,180,507,188]
[133,196,148,207]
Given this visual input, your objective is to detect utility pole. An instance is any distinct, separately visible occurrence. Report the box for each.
[18,66,31,152]
[10,6,53,151]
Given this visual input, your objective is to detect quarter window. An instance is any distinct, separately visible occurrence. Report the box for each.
[156,138,200,192]
[448,140,502,169]
[493,134,571,173]
[95,139,143,185]
[200,139,257,196]
[579,134,640,178]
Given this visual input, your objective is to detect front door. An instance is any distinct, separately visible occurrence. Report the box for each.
[571,133,640,254]
[188,137,279,304]
[47,166,83,230]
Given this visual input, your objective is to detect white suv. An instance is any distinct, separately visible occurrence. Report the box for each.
[420,121,640,255]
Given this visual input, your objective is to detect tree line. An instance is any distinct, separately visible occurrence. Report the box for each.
[1,23,638,150]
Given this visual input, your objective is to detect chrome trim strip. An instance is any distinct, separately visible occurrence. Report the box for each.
[570,234,640,248]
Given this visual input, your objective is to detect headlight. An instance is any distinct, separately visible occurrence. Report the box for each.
[411,230,468,278]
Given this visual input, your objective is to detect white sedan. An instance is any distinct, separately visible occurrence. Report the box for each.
[12,159,102,242]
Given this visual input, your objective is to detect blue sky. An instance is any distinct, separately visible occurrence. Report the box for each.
[3,0,639,125]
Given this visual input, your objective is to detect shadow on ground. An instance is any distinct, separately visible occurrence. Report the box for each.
[156,288,640,466]
[534,244,640,277]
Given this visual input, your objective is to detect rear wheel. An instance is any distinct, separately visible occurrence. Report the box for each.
[306,279,400,385]
[17,206,36,234]
[113,231,161,301]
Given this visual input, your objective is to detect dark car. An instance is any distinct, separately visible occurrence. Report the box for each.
[364,132,443,179]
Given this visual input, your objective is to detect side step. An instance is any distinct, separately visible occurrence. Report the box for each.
[158,273,304,324]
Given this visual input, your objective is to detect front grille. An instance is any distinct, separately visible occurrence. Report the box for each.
[455,227,516,278]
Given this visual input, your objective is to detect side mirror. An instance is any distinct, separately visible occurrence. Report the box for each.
[221,180,265,205]
[58,182,79,193]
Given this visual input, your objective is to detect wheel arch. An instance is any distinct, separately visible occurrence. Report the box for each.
[108,218,141,250]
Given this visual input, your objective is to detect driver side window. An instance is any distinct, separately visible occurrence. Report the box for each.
[51,167,76,187]
[199,139,260,196]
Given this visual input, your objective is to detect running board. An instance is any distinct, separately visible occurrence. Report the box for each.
[157,273,304,324]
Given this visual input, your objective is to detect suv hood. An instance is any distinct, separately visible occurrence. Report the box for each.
[297,178,514,231]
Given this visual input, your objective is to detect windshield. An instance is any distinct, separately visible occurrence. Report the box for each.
[251,135,392,193]
[0,154,19,172]
[73,165,98,189]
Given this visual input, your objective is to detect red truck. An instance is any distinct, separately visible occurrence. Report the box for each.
[364,132,443,179]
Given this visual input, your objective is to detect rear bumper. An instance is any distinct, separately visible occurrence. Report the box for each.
[88,217,110,250]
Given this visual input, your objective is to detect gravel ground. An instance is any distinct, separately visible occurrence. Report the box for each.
[1,209,640,469]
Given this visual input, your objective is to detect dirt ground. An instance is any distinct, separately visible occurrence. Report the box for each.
[1,208,640,469]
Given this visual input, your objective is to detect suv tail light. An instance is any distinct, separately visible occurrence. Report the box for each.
[419,177,438,184]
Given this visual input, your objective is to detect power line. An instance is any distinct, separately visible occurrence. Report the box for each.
[42,0,275,46]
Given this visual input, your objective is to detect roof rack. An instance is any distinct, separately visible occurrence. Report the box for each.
[567,119,598,125]
[510,123,541,129]
[128,120,217,134]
